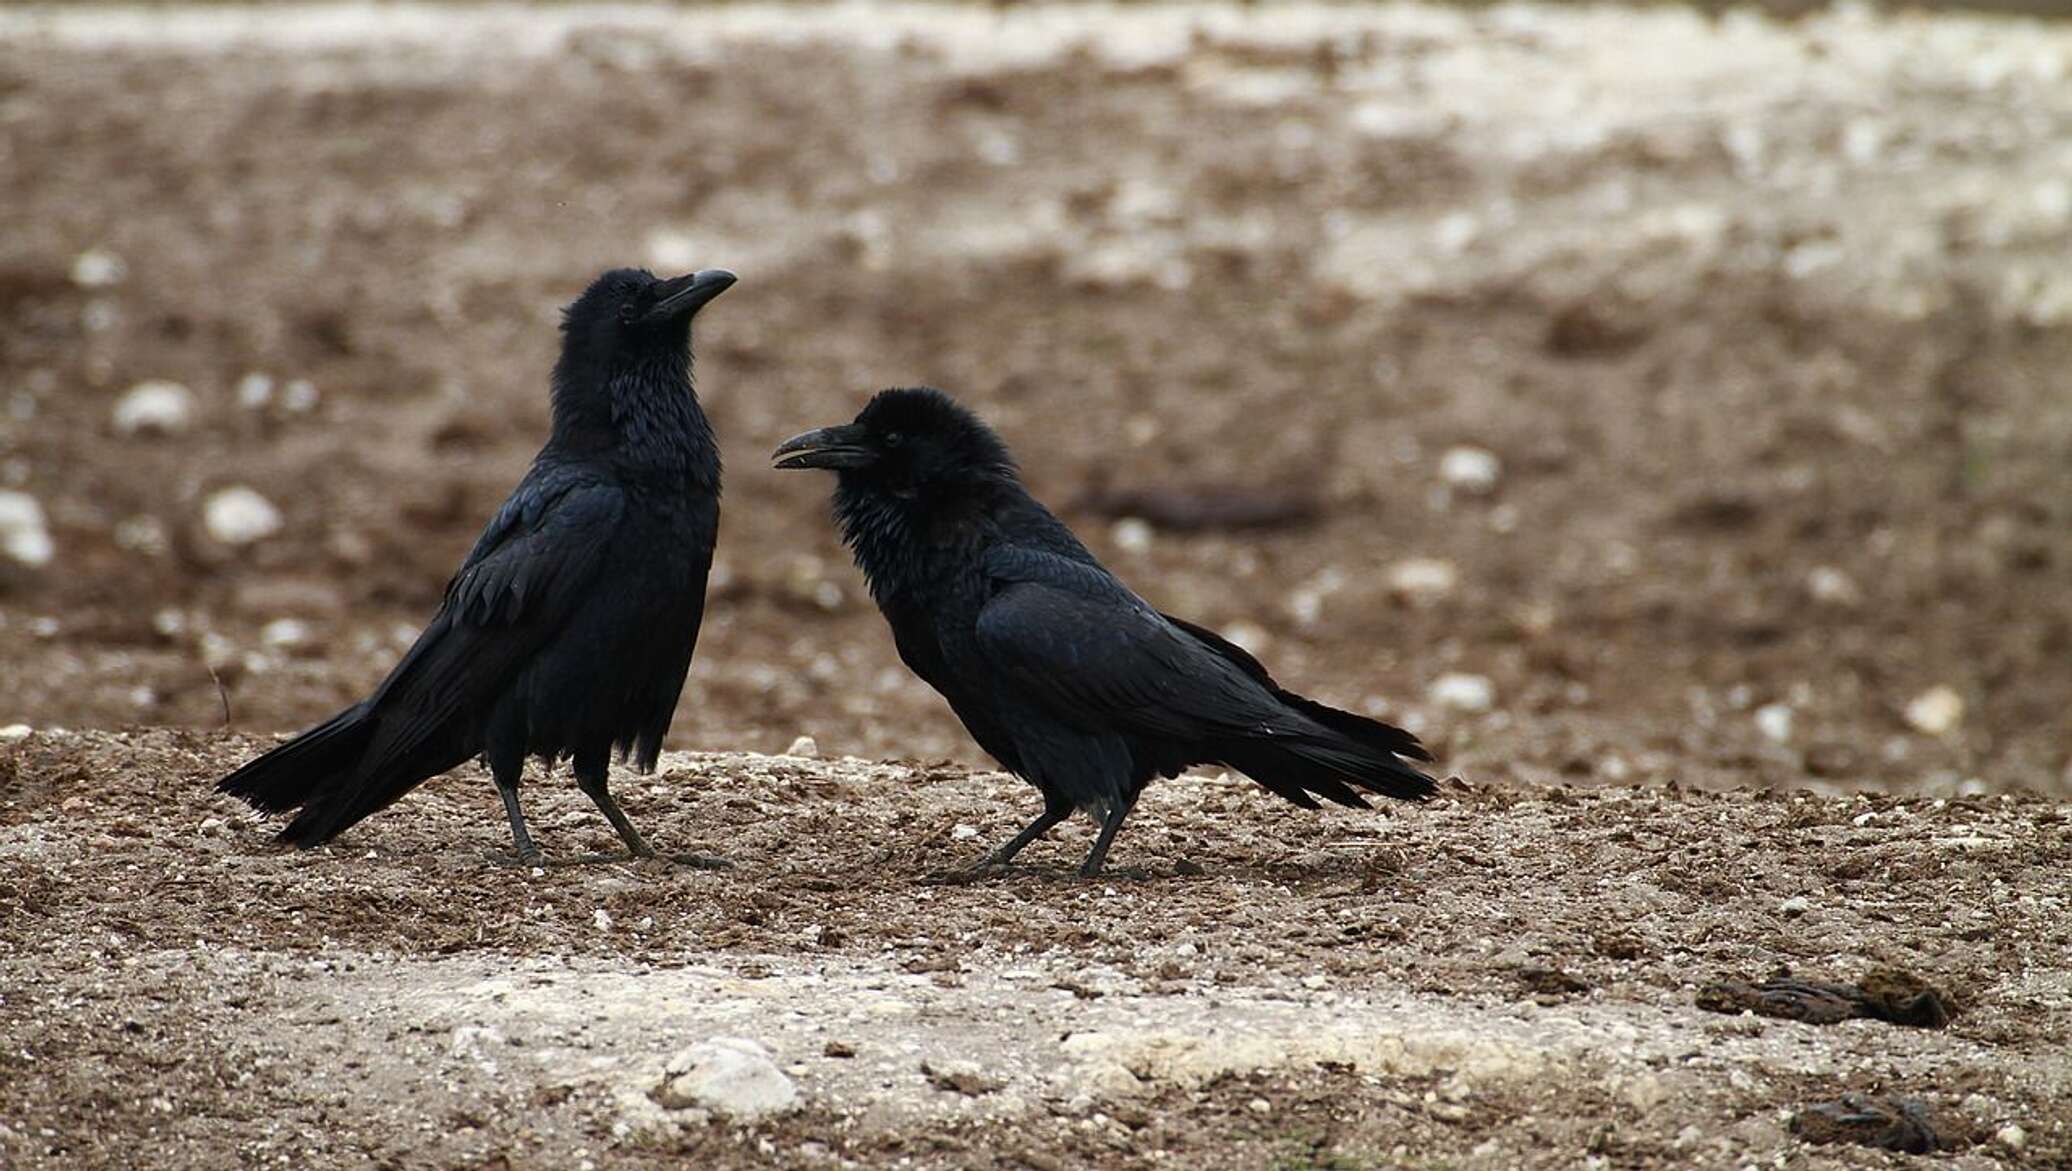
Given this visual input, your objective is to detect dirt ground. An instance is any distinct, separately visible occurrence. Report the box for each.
[2,3,2070,1168]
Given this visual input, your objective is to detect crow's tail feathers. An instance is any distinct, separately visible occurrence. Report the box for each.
[216,704,461,849]
[216,705,376,816]
[1221,695,1438,810]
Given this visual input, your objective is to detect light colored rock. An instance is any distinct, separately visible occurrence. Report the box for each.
[1754,703,1793,744]
[236,372,275,410]
[260,618,312,651]
[1219,621,1270,655]
[593,908,613,932]
[1438,446,1502,495]
[654,1038,798,1119]
[1110,518,1153,554]
[1388,557,1458,603]
[785,735,819,758]
[1806,566,1860,607]
[112,380,196,436]
[1904,685,1964,736]
[0,724,31,740]
[1777,896,1811,917]
[1429,673,1495,713]
[70,247,126,288]
[203,486,283,546]
[1997,1123,2027,1151]
[0,491,53,567]
[950,823,980,841]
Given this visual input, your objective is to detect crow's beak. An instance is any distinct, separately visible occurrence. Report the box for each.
[646,268,737,322]
[772,424,876,470]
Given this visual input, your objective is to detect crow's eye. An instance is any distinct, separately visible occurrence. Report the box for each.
[619,300,641,324]
[882,431,904,448]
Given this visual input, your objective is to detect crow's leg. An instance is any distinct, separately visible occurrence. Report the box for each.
[981,794,1073,868]
[490,751,542,865]
[1077,792,1139,878]
[573,749,655,859]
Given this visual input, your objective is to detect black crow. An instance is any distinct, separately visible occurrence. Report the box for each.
[773,387,1437,876]
[217,267,736,863]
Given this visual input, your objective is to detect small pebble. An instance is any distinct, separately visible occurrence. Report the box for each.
[261,618,312,651]
[1110,518,1153,554]
[1778,896,1812,917]
[785,735,819,758]
[0,491,53,567]
[112,381,196,436]
[1996,1123,2026,1151]
[1429,673,1496,713]
[1754,703,1794,744]
[1246,1097,1273,1115]
[1904,686,1964,736]
[70,247,126,288]
[592,909,613,931]
[203,486,284,546]
[1439,446,1502,495]
[0,724,31,740]
[1388,557,1458,603]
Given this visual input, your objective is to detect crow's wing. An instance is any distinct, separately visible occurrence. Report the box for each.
[973,547,1278,741]
[358,470,626,763]
[1160,611,1431,763]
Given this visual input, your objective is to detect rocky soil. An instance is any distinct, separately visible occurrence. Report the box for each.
[2,3,2070,1168]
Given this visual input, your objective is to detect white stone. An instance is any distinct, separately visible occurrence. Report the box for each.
[1388,557,1458,602]
[236,372,275,410]
[1905,686,1964,736]
[654,1038,798,1118]
[593,908,613,932]
[203,486,283,546]
[260,618,311,651]
[70,247,126,288]
[0,491,53,567]
[0,724,30,740]
[1438,446,1502,495]
[1110,518,1153,554]
[1806,566,1860,607]
[1429,673,1495,713]
[1754,703,1793,744]
[785,735,819,758]
[1778,896,1811,917]
[1997,1123,2027,1151]
[950,823,981,841]
[112,381,196,436]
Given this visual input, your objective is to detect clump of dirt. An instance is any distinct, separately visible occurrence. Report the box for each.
[1790,1094,1945,1155]
[1697,968,1954,1029]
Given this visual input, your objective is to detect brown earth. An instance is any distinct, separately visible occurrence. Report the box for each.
[1,4,2069,1168]
[3,730,2069,1170]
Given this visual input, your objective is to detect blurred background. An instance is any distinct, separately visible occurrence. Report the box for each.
[1,2,2067,795]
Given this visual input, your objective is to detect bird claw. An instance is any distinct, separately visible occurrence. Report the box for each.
[485,848,546,869]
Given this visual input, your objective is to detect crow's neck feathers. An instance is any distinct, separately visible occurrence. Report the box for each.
[549,336,718,491]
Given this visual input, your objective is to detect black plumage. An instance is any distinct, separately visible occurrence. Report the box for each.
[217,267,735,862]
[773,387,1436,875]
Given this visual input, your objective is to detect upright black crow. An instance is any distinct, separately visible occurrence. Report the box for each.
[774,388,1437,876]
[217,267,736,863]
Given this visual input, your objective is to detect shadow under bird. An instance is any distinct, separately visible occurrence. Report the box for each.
[773,387,1438,876]
[216,267,736,863]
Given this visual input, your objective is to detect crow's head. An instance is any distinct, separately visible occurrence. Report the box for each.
[772,387,1017,494]
[557,266,735,363]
